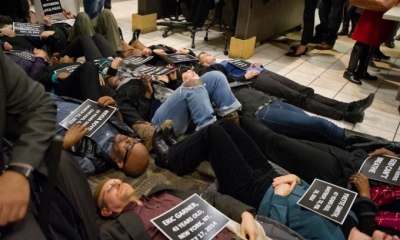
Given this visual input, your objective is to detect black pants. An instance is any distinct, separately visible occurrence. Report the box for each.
[301,0,319,45]
[315,0,346,45]
[167,119,280,209]
[251,70,348,120]
[240,113,368,187]
[60,34,117,61]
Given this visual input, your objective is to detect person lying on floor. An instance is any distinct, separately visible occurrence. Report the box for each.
[152,119,377,239]
[195,51,374,124]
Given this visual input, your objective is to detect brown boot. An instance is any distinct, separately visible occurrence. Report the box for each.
[132,120,173,151]
[224,111,240,125]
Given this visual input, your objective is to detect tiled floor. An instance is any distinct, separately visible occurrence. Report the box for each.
[111,0,400,141]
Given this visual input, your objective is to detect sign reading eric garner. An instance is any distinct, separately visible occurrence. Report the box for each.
[297,179,357,225]
[228,59,252,70]
[359,155,400,186]
[13,23,44,37]
[41,0,63,15]
[151,194,230,240]
[59,99,116,137]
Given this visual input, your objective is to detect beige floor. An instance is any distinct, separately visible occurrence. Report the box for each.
[109,0,400,142]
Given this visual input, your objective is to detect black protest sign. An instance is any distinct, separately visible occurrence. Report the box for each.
[122,55,153,66]
[5,50,35,61]
[41,0,63,15]
[359,155,400,186]
[297,179,357,225]
[163,54,198,64]
[54,64,80,75]
[59,99,116,137]
[135,65,174,76]
[151,194,230,240]
[228,59,252,70]
[13,22,44,37]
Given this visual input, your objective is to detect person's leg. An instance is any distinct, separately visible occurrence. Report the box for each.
[104,0,111,9]
[68,12,96,42]
[93,9,122,52]
[338,0,350,35]
[59,35,103,62]
[344,41,368,85]
[200,71,242,116]
[151,83,216,136]
[325,0,346,46]
[54,62,102,101]
[300,0,319,46]
[315,0,331,40]
[255,101,345,147]
[357,46,378,81]
[91,33,118,58]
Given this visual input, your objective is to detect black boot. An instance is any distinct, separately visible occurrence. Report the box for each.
[152,127,171,169]
[348,93,375,113]
[357,46,378,81]
[344,42,364,85]
[343,70,361,85]
[128,29,141,45]
[343,129,396,152]
[338,27,349,36]
[341,111,364,124]
[163,124,178,146]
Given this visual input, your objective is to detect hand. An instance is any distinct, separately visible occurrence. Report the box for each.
[152,49,167,56]
[250,61,261,67]
[40,30,55,39]
[99,74,105,86]
[273,174,300,191]
[0,29,15,37]
[42,13,52,26]
[33,48,48,60]
[168,68,177,81]
[110,57,122,69]
[98,96,117,108]
[62,9,74,19]
[141,74,153,98]
[142,48,152,56]
[274,183,292,197]
[176,49,190,55]
[372,230,400,240]
[50,53,60,65]
[369,148,397,157]
[244,70,259,80]
[239,211,259,240]
[3,42,12,51]
[59,55,74,63]
[0,171,30,226]
[63,124,88,149]
[56,72,70,80]
[349,173,371,198]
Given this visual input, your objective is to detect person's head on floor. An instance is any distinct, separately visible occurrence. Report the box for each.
[105,75,124,89]
[197,52,216,67]
[110,134,149,177]
[94,178,140,217]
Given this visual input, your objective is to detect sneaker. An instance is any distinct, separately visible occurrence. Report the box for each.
[315,42,333,50]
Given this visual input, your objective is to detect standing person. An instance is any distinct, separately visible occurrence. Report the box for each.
[343,9,397,85]
[104,0,111,9]
[83,0,105,19]
[285,0,319,57]
[338,0,351,36]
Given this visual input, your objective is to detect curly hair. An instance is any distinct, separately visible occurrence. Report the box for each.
[0,15,13,27]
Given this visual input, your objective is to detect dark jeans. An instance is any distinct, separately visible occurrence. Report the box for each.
[251,70,348,120]
[166,120,280,209]
[301,0,319,45]
[241,114,367,188]
[104,0,111,9]
[59,34,117,62]
[315,0,346,45]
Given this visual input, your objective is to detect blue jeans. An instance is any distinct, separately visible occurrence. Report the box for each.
[152,71,241,136]
[255,101,345,147]
[83,0,105,19]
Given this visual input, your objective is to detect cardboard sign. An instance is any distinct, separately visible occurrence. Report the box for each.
[228,59,252,70]
[35,0,79,23]
[151,194,230,240]
[297,179,357,225]
[54,64,80,75]
[59,99,116,137]
[359,155,400,186]
[5,50,35,61]
[163,54,198,64]
[41,0,63,15]
[13,23,44,37]
[122,55,154,66]
[134,65,175,76]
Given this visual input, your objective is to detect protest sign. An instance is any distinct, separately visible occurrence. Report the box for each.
[163,54,198,64]
[59,99,116,137]
[359,155,400,186]
[134,65,175,76]
[5,50,35,61]
[13,23,44,37]
[228,59,252,70]
[41,0,63,15]
[151,194,230,240]
[122,55,154,66]
[54,64,80,75]
[297,179,357,225]
[35,0,79,23]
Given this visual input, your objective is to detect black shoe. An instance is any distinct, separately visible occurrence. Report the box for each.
[163,124,178,146]
[358,72,378,81]
[338,28,349,36]
[152,127,170,169]
[309,36,323,44]
[342,111,365,124]
[315,41,333,50]
[348,93,375,113]
[385,40,395,49]
[343,70,362,85]
[118,27,124,40]
[128,28,141,45]
[285,47,308,57]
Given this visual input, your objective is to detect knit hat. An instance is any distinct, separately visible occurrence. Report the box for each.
[93,177,111,209]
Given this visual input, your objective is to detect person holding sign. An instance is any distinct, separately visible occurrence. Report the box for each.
[196,52,374,124]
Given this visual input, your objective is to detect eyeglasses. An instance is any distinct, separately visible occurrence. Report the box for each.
[100,179,122,209]
[122,138,142,167]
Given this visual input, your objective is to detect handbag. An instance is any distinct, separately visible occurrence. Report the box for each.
[350,0,397,12]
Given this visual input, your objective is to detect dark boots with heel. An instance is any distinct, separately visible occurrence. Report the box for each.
[356,46,378,81]
[347,93,375,113]
[344,42,364,85]
[343,129,400,152]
